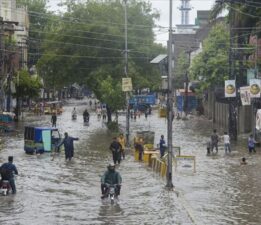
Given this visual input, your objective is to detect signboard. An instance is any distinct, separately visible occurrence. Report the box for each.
[129,94,156,105]
[239,86,251,106]
[225,80,236,97]
[122,78,133,92]
[249,79,261,98]
[256,109,261,131]
[247,69,256,85]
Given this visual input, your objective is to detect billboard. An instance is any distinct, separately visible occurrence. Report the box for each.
[225,80,236,97]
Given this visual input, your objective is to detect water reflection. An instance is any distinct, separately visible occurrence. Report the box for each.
[0,101,260,224]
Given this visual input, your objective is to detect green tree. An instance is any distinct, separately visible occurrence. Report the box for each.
[13,69,43,120]
[175,50,190,89]
[37,0,165,122]
[190,23,230,91]
[211,0,261,82]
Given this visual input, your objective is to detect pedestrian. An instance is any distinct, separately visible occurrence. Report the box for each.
[206,140,211,155]
[248,134,257,153]
[109,137,121,164]
[51,112,57,127]
[223,132,231,153]
[144,110,148,120]
[40,102,44,115]
[130,109,134,120]
[118,133,126,160]
[135,138,144,161]
[211,129,219,153]
[159,135,166,158]
[241,157,247,165]
[57,132,79,161]
[102,107,107,121]
[0,156,18,194]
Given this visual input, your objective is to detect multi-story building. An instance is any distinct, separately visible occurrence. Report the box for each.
[0,0,29,111]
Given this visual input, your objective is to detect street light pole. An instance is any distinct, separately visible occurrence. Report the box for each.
[166,0,174,189]
[124,0,130,148]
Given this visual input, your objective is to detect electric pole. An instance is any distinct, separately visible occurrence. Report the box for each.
[228,1,237,141]
[166,0,174,189]
[124,0,130,148]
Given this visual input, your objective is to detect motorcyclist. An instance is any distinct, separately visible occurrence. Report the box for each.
[0,156,18,194]
[83,109,90,122]
[101,163,122,199]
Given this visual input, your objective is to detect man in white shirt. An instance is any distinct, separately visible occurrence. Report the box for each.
[223,132,231,153]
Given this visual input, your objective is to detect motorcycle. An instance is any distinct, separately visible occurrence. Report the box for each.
[105,184,118,204]
[72,113,77,120]
[0,180,11,196]
[83,115,89,125]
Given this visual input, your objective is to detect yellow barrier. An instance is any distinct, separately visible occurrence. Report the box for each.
[133,148,167,177]
[158,108,167,118]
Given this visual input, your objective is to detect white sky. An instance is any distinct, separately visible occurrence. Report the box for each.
[47,0,215,45]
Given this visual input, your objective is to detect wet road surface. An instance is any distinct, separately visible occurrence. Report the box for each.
[0,99,260,225]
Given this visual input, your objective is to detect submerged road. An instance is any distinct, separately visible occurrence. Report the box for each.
[0,99,260,225]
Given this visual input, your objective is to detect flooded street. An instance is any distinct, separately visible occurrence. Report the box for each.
[0,100,261,225]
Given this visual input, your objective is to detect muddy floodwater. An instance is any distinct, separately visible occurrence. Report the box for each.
[0,100,260,225]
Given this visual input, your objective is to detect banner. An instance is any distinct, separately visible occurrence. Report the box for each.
[250,79,261,98]
[256,109,261,131]
[225,80,236,97]
[239,86,251,106]
[122,78,133,92]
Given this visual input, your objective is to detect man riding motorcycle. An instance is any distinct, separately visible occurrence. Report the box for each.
[83,109,90,123]
[101,163,122,199]
[0,156,18,194]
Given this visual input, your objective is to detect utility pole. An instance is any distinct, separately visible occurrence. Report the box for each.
[252,35,259,138]
[124,0,130,148]
[0,17,4,111]
[183,50,191,116]
[228,1,237,141]
[166,0,174,189]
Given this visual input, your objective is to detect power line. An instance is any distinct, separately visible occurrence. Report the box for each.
[28,37,163,55]
[0,5,168,31]
[227,3,261,19]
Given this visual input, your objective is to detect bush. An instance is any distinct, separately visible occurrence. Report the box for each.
[106,121,119,132]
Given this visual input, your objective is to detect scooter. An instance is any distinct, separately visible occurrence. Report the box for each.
[0,180,11,196]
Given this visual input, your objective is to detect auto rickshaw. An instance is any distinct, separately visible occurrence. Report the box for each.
[24,126,61,154]
[44,101,64,115]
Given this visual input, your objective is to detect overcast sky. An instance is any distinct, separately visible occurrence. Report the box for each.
[48,0,215,45]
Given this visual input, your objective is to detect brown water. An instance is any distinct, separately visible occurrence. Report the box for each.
[0,100,260,225]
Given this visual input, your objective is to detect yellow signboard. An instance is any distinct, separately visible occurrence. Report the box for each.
[122,78,133,92]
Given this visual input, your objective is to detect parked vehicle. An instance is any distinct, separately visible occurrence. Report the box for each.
[0,113,15,132]
[24,126,61,154]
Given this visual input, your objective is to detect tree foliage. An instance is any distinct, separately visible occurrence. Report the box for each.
[175,50,190,88]
[190,23,230,90]
[36,0,165,113]
[13,69,43,99]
